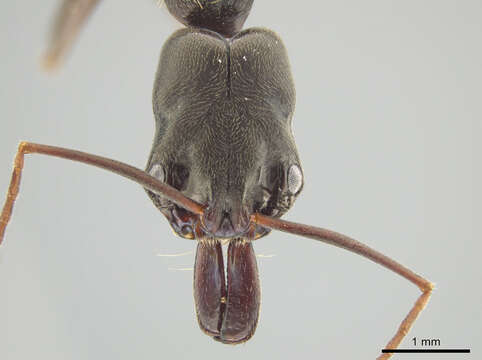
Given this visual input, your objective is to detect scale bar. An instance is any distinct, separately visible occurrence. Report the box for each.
[382,349,470,353]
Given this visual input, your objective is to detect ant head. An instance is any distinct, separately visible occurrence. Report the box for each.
[147,25,301,240]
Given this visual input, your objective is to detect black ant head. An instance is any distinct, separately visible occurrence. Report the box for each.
[146,27,302,240]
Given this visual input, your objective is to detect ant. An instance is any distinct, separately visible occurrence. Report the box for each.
[0,1,433,359]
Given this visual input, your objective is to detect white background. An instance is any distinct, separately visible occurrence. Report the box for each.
[1,1,480,359]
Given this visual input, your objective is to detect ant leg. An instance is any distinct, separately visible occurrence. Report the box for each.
[253,214,434,359]
[0,142,203,245]
[43,0,102,69]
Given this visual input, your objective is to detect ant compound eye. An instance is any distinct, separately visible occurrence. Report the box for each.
[287,164,303,194]
[149,164,165,182]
